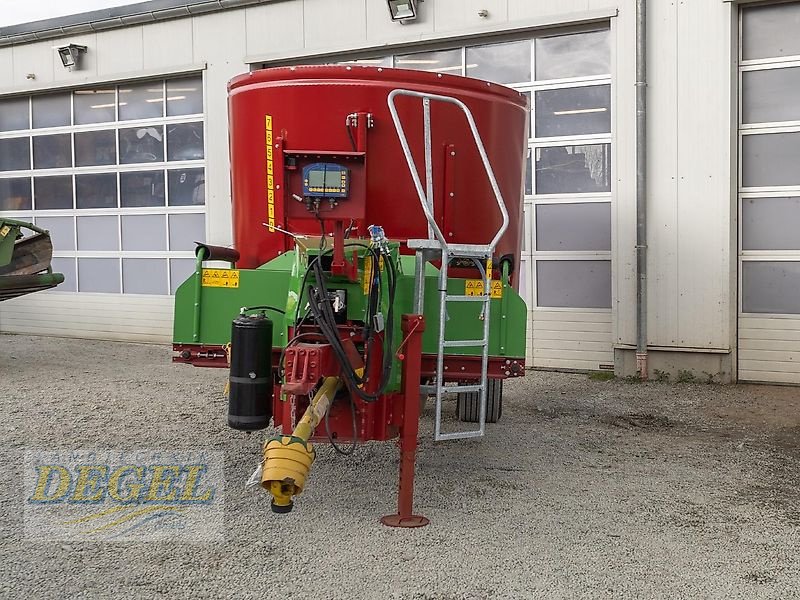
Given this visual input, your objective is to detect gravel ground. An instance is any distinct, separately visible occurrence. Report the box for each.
[2,334,799,599]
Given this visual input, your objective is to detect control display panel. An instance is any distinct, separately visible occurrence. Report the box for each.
[302,162,350,198]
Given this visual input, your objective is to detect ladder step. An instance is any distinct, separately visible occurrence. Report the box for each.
[445,294,487,302]
[443,339,487,348]
[436,430,485,441]
[447,384,484,394]
[407,239,492,257]
[421,384,484,395]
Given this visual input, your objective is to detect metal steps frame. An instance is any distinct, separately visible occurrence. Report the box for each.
[387,88,509,441]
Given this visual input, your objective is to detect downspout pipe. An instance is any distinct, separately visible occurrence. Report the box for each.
[635,0,648,380]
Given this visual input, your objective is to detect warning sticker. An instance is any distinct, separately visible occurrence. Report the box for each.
[465,279,503,298]
[202,269,240,288]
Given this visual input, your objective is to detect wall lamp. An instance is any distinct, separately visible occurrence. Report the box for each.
[57,44,87,71]
[387,0,419,23]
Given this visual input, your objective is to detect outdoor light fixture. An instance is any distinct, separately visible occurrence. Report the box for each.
[57,44,87,71]
[387,0,418,23]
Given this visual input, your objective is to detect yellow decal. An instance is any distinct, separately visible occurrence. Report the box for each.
[362,256,373,294]
[0,225,10,238]
[465,279,503,298]
[265,114,275,231]
[202,269,240,288]
[486,258,492,281]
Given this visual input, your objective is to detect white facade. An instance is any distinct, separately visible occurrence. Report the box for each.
[0,0,795,384]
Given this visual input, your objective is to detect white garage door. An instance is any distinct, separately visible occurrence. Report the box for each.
[738,2,800,383]
[522,29,614,371]
[0,75,207,341]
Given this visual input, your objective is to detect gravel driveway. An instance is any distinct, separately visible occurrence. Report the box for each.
[1,334,799,599]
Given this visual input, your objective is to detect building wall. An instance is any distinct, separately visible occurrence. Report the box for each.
[0,0,741,380]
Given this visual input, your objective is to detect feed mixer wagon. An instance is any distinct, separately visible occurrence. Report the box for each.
[173,65,528,526]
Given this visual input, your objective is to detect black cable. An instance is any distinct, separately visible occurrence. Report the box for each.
[345,122,357,152]
[306,246,397,403]
[286,241,398,404]
[360,249,382,380]
[293,247,334,324]
[324,393,358,455]
[317,215,326,251]
[240,305,285,315]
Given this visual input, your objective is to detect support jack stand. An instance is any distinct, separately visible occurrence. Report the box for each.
[381,314,430,528]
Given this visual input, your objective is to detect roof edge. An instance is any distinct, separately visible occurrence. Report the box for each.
[0,0,275,47]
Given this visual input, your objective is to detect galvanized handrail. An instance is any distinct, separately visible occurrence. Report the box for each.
[386,88,510,252]
[388,88,508,442]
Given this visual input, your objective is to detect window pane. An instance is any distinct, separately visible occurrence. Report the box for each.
[536,202,611,251]
[742,197,800,251]
[535,144,610,194]
[170,258,196,294]
[76,173,117,209]
[465,40,531,84]
[78,258,120,293]
[121,214,166,251]
[522,91,532,137]
[536,260,611,308]
[0,137,31,171]
[0,97,30,131]
[742,4,800,61]
[32,94,70,129]
[524,149,532,195]
[74,130,117,167]
[123,258,168,294]
[535,30,610,81]
[169,213,205,251]
[395,49,462,74]
[33,134,72,169]
[118,81,164,121]
[166,76,203,116]
[120,171,165,207]
[120,126,164,164]
[73,88,116,125]
[522,203,532,254]
[742,261,800,314]
[34,176,72,209]
[167,122,204,161]
[77,215,118,250]
[742,133,800,188]
[0,177,32,210]
[51,257,76,292]
[535,85,611,137]
[34,216,74,251]
[168,168,205,205]
[742,67,800,125]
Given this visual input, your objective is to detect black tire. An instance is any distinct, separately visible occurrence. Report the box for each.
[456,379,502,423]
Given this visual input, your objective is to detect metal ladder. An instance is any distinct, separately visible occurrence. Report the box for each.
[387,89,509,441]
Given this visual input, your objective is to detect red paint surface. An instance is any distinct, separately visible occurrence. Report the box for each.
[228,65,528,283]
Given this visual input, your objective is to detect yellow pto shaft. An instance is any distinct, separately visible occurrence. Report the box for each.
[262,376,341,513]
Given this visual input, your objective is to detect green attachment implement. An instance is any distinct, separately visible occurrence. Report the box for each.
[0,218,64,302]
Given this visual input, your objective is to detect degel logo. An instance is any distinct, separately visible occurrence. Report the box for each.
[24,450,223,541]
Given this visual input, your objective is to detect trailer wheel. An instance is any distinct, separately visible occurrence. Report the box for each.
[456,379,502,423]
